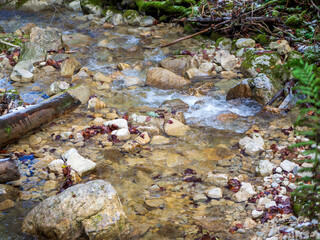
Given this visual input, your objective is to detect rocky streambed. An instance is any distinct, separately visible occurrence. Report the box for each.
[0,8,319,240]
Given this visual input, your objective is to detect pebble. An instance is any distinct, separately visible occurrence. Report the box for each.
[0,199,15,210]
[205,187,223,199]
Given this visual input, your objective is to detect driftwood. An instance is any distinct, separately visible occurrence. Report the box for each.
[0,91,81,147]
[0,158,20,183]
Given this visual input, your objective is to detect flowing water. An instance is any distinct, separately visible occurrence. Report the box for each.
[0,9,281,239]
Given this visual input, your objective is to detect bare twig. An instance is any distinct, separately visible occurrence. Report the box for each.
[160,26,213,48]
[0,39,20,48]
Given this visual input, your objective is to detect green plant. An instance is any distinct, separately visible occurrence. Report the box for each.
[289,59,320,232]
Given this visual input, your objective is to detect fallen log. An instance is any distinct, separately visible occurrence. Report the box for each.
[0,158,20,183]
[0,91,81,147]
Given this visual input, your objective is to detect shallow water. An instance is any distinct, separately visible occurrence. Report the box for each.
[0,9,275,239]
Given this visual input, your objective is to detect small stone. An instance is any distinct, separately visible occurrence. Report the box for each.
[271,182,279,189]
[47,159,64,175]
[205,187,223,199]
[117,63,131,71]
[150,135,170,145]
[257,197,271,209]
[111,128,131,141]
[234,182,256,202]
[164,118,190,137]
[252,209,263,219]
[280,160,298,172]
[193,193,207,202]
[0,199,14,210]
[43,180,58,192]
[145,199,164,208]
[256,160,275,176]
[103,119,128,129]
[243,218,257,229]
[93,72,113,83]
[236,38,256,48]
[265,201,276,209]
[135,132,150,145]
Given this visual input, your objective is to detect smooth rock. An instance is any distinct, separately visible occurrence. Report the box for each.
[47,159,64,175]
[160,99,190,112]
[280,160,298,172]
[205,173,228,187]
[62,148,96,177]
[22,180,128,239]
[159,56,191,76]
[10,60,34,82]
[150,135,170,145]
[252,209,264,219]
[0,199,14,211]
[103,119,128,129]
[111,128,131,141]
[205,187,223,199]
[164,118,190,137]
[236,38,255,48]
[135,132,150,145]
[146,67,191,90]
[214,50,238,71]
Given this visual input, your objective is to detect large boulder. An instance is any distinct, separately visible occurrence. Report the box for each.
[226,73,282,105]
[30,27,63,51]
[146,67,191,90]
[22,180,129,240]
[159,56,192,76]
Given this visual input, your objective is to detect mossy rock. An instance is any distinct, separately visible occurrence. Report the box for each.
[123,10,141,25]
[255,34,268,45]
[215,37,232,50]
[241,49,289,83]
[80,0,102,15]
[272,10,280,17]
[285,14,302,29]
[287,50,302,62]
[303,45,320,64]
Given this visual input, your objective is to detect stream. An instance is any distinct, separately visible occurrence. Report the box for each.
[0,8,289,240]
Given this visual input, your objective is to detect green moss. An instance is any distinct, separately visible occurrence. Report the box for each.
[209,31,221,41]
[287,50,302,62]
[225,2,234,10]
[5,126,11,135]
[272,10,279,17]
[303,45,320,64]
[271,64,291,83]
[285,14,302,29]
[183,23,194,34]
[123,9,139,19]
[255,34,268,45]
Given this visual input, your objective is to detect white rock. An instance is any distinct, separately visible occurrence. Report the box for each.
[256,160,275,176]
[214,50,238,71]
[239,133,264,156]
[257,197,271,209]
[271,182,279,189]
[111,128,131,141]
[234,182,256,202]
[205,187,223,199]
[288,183,296,190]
[62,148,96,177]
[280,160,298,172]
[205,173,228,186]
[269,40,291,55]
[103,119,128,129]
[47,159,64,175]
[265,201,277,209]
[279,186,287,195]
[275,167,282,173]
[252,209,264,219]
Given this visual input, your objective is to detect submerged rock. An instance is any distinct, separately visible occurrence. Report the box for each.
[146,67,191,90]
[239,133,264,156]
[164,118,190,137]
[159,56,192,76]
[62,148,96,177]
[22,180,128,240]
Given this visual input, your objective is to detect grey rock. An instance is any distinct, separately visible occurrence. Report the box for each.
[30,27,63,51]
[22,180,128,240]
